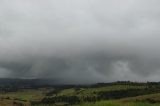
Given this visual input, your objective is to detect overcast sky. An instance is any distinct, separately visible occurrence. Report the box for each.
[0,0,160,83]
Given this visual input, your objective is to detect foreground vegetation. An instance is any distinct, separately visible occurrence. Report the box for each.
[73,101,160,106]
[0,79,160,106]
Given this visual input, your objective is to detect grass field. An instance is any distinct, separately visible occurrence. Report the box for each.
[0,82,160,106]
[73,101,160,106]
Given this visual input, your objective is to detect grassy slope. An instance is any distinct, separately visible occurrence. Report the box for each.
[73,93,160,106]
[0,88,52,106]
[57,85,146,97]
[119,93,160,103]
[73,100,160,106]
[1,84,160,106]
[0,88,49,101]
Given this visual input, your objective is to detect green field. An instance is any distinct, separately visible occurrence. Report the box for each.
[0,82,160,106]
[74,101,160,106]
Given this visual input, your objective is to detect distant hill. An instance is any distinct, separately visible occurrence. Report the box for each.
[0,78,59,88]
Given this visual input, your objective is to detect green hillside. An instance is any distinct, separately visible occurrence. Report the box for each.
[0,81,160,106]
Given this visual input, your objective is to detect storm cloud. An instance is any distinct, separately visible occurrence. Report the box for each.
[0,0,160,83]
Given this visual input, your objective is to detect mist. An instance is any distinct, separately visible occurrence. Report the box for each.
[0,0,160,83]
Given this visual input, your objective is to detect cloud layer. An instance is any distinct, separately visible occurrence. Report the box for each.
[0,0,160,83]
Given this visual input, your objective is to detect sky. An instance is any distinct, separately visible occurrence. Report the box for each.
[0,0,160,84]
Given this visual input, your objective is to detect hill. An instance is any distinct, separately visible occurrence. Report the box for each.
[0,79,160,106]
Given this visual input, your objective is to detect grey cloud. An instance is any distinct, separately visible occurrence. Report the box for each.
[0,0,160,83]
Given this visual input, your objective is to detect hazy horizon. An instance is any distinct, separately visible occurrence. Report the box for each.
[0,0,160,84]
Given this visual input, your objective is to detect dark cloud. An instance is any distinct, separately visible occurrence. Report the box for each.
[0,0,160,83]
